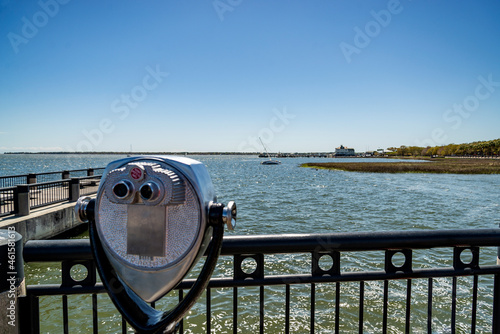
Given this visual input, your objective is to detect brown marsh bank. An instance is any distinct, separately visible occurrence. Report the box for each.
[301,158,500,174]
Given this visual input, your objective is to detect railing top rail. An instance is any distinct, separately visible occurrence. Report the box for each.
[0,167,106,180]
[3,175,101,188]
[0,174,27,180]
[35,171,69,176]
[22,228,500,263]
[220,228,500,253]
[78,175,102,180]
[24,179,71,187]
[64,167,105,173]
[0,186,17,191]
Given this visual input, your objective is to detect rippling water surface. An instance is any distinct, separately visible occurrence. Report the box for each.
[3,154,500,333]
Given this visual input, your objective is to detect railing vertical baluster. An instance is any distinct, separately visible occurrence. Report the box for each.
[31,185,36,209]
[122,317,127,334]
[41,184,45,207]
[43,184,47,207]
[233,287,238,334]
[37,184,42,207]
[405,279,411,334]
[0,187,15,217]
[428,278,433,333]
[383,280,388,334]
[18,293,40,333]
[359,281,364,334]
[66,180,70,201]
[92,293,98,334]
[47,183,50,205]
[452,277,457,334]
[63,295,69,334]
[260,285,264,334]
[285,284,290,334]
[493,274,500,334]
[35,184,39,207]
[335,282,340,334]
[206,288,211,333]
[179,289,184,333]
[471,275,478,334]
[310,283,315,334]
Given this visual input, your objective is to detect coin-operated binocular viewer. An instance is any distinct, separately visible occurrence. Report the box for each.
[75,156,236,334]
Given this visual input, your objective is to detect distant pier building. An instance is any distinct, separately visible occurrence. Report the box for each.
[335,145,355,157]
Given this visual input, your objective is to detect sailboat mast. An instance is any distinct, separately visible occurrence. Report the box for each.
[259,137,271,160]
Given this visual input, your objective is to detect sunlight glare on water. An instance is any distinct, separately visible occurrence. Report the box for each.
[5,154,499,333]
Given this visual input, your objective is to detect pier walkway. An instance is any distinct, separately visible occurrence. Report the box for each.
[0,168,104,240]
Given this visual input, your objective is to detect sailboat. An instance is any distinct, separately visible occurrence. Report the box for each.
[259,138,281,165]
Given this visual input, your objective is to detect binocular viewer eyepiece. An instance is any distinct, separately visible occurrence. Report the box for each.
[75,155,236,333]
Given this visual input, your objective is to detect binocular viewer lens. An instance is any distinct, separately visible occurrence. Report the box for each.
[112,180,133,199]
[139,182,160,201]
[112,180,161,202]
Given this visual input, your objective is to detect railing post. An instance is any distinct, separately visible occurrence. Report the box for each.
[494,274,500,334]
[62,171,70,180]
[87,168,94,176]
[69,178,80,202]
[0,229,25,334]
[27,174,36,184]
[14,185,30,216]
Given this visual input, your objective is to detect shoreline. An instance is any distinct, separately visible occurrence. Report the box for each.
[301,158,500,174]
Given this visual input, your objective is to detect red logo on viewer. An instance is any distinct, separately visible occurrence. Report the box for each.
[130,167,143,180]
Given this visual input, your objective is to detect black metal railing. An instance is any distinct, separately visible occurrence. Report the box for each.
[0,175,102,217]
[79,176,101,196]
[20,229,500,333]
[0,168,105,188]
[0,175,27,188]
[29,180,71,209]
[0,186,16,217]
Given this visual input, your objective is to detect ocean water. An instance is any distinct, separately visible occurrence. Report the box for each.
[3,154,500,333]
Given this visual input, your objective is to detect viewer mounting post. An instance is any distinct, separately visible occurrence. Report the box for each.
[74,155,237,333]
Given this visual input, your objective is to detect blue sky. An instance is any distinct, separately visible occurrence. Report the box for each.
[1,0,499,153]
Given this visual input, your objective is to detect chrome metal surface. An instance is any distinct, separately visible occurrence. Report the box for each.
[94,156,216,302]
[139,181,161,202]
[222,201,237,230]
[112,180,134,200]
[74,196,92,223]
[126,204,166,257]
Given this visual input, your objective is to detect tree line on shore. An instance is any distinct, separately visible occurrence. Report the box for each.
[387,139,500,157]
